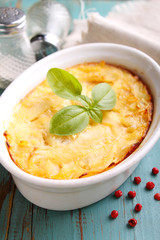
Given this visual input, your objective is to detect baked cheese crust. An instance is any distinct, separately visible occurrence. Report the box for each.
[4,62,152,179]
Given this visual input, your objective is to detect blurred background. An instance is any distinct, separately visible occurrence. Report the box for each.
[0,0,134,19]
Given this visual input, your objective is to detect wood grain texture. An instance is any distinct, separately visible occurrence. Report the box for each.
[0,0,160,240]
[0,165,15,240]
[32,206,75,240]
[7,189,32,240]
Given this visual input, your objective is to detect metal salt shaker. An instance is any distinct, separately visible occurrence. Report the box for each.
[0,7,36,89]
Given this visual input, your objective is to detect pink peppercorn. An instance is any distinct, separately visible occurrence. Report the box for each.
[114,190,123,198]
[154,193,160,201]
[152,167,159,175]
[128,218,137,227]
[135,203,142,212]
[128,191,136,199]
[134,176,141,184]
[111,210,119,219]
[146,181,155,190]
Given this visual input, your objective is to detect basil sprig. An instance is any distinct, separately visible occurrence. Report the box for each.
[47,68,116,136]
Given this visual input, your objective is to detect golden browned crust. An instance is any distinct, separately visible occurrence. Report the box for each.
[4,61,153,179]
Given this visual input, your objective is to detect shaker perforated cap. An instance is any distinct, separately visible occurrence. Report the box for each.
[0,7,26,34]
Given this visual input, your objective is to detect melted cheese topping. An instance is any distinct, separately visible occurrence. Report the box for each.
[4,62,152,179]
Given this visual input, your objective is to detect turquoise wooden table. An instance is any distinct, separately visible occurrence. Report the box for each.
[0,1,160,239]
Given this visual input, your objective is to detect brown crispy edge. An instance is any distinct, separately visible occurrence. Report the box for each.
[4,61,153,179]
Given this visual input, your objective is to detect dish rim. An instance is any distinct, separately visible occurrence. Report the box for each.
[0,43,160,189]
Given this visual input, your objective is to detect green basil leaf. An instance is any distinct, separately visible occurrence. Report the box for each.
[91,83,116,110]
[47,68,82,100]
[76,95,93,108]
[49,105,89,136]
[88,108,103,123]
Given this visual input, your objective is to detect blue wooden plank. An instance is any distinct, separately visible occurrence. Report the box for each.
[32,206,77,240]
[0,165,15,240]
[7,189,32,240]
[133,141,160,240]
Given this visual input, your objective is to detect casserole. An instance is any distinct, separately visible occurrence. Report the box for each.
[4,61,152,180]
[0,43,160,210]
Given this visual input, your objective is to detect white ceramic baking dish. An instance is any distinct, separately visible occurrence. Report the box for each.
[0,43,160,210]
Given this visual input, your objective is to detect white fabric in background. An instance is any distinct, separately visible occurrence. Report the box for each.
[64,0,160,64]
